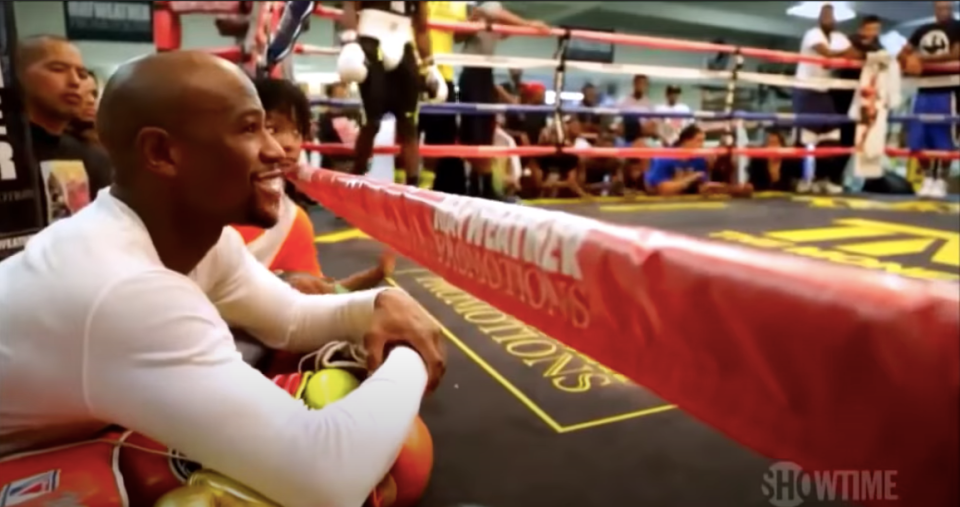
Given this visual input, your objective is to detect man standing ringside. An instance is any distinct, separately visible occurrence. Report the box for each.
[16,35,112,222]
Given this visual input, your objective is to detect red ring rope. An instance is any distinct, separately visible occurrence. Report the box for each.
[288,166,959,507]
[302,142,960,161]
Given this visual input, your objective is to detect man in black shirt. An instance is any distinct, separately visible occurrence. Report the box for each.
[898,1,959,197]
[836,14,883,115]
[17,35,112,223]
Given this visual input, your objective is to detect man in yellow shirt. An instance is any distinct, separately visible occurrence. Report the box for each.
[420,1,468,195]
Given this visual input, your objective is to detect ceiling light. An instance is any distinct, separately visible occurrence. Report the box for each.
[787,2,856,23]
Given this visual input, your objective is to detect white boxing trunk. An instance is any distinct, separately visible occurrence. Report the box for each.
[357,8,413,71]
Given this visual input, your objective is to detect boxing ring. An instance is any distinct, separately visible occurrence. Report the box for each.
[309,193,959,507]
[170,3,958,506]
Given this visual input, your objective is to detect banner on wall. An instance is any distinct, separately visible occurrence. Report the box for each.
[1,0,45,260]
[63,1,154,43]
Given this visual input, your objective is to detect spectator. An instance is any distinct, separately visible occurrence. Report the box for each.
[583,131,623,195]
[68,71,99,147]
[492,120,522,201]
[317,82,359,173]
[845,15,883,60]
[832,15,884,181]
[503,82,548,196]
[538,116,589,198]
[747,130,803,191]
[16,35,112,223]
[653,85,692,145]
[504,82,548,146]
[423,0,467,195]
[577,82,605,139]
[646,124,751,197]
[622,157,650,194]
[457,2,549,200]
[898,1,959,198]
[793,3,851,194]
[501,68,524,98]
[618,74,656,144]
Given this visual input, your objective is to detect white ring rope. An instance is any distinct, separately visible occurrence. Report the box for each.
[297,44,959,91]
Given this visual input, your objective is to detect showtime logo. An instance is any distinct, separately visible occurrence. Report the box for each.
[761,461,899,507]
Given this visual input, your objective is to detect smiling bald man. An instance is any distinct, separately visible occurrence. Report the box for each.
[0,51,444,507]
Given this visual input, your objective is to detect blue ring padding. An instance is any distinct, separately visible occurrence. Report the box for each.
[310,97,960,125]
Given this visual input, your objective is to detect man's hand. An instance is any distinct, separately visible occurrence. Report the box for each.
[901,53,923,75]
[679,170,704,184]
[699,181,727,195]
[378,250,396,278]
[365,290,446,393]
[526,20,551,32]
[278,271,337,295]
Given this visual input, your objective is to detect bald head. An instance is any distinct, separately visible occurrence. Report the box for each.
[98,51,256,170]
[16,35,87,131]
[16,35,71,74]
[99,50,285,230]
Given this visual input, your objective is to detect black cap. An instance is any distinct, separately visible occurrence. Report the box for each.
[666,85,682,94]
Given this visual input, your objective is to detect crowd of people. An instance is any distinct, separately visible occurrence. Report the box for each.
[311,1,958,201]
[0,1,958,506]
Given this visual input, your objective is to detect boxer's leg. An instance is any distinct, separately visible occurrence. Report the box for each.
[909,92,938,196]
[391,43,423,188]
[353,36,387,176]
[458,67,498,199]
[423,84,464,194]
[924,92,956,198]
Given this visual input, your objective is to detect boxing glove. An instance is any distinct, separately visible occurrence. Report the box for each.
[420,59,448,103]
[154,469,278,506]
[337,30,368,83]
[119,432,199,506]
[271,372,306,397]
[390,416,434,507]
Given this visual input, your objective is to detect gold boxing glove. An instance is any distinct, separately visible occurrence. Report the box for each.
[154,470,278,507]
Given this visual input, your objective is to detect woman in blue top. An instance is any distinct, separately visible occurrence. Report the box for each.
[645,124,753,197]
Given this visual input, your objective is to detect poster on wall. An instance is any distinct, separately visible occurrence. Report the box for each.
[0,1,45,260]
[63,1,154,43]
[563,27,615,64]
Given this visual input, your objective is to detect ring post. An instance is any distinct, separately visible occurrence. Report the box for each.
[721,46,744,184]
[551,28,571,147]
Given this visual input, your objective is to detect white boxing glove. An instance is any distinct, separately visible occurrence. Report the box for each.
[421,60,448,103]
[336,30,367,83]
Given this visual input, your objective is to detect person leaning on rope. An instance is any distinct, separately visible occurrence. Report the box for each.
[232,77,394,297]
[0,51,446,507]
[898,0,960,198]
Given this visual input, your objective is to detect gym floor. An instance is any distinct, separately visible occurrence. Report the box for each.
[312,193,959,507]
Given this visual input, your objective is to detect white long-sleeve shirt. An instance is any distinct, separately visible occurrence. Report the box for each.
[0,190,428,507]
